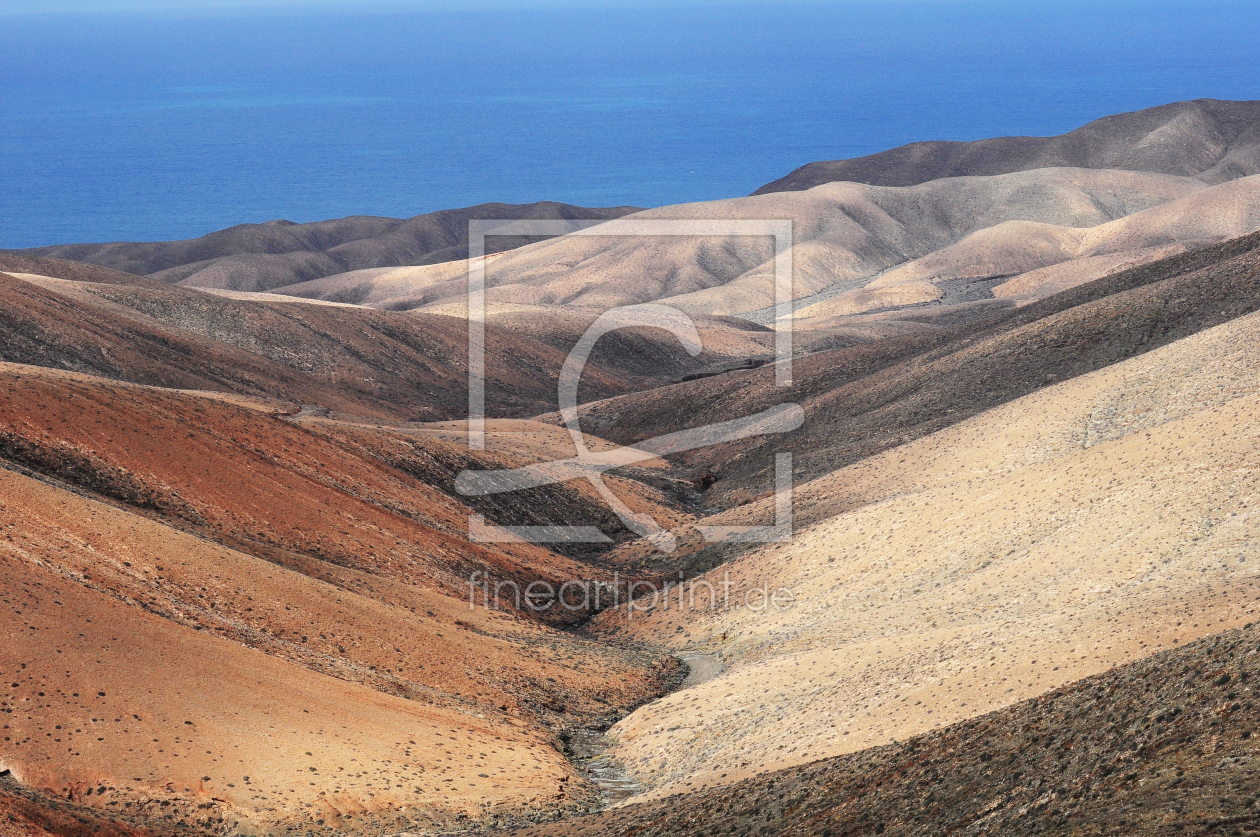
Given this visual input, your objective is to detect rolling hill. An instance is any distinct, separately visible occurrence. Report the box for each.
[582,300,1260,801]
[547,229,1260,522]
[268,168,1260,338]
[0,363,686,833]
[754,98,1260,193]
[0,261,741,422]
[5,99,1260,837]
[17,202,640,293]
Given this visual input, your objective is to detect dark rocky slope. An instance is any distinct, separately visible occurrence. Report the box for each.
[756,98,1260,194]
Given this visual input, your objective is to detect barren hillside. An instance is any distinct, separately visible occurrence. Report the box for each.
[17,202,640,293]
[513,622,1260,836]
[536,230,1260,538]
[755,98,1260,193]
[5,99,1260,837]
[0,366,687,833]
[585,305,1260,799]
[0,265,725,422]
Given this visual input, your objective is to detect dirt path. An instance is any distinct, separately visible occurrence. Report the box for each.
[680,652,725,687]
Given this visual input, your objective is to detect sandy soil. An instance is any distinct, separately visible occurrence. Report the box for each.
[0,375,682,831]
[589,308,1260,800]
[0,533,576,831]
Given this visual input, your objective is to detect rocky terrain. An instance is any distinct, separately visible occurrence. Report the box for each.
[511,623,1260,836]
[2,99,1260,836]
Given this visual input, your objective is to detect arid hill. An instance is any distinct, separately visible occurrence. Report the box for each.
[0,264,743,422]
[16,202,640,293]
[270,169,1260,333]
[510,622,1260,836]
[578,300,1260,801]
[0,364,689,833]
[755,98,1260,193]
[5,100,1260,837]
[555,229,1260,519]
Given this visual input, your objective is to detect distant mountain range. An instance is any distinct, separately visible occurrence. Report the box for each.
[5,98,1260,837]
[754,98,1260,192]
[21,201,639,293]
[13,99,1260,338]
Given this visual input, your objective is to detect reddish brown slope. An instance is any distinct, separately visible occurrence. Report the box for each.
[0,464,674,725]
[0,370,682,832]
[0,269,644,421]
[0,546,583,833]
[0,364,614,616]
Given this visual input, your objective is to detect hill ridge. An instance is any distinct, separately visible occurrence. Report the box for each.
[755,98,1260,194]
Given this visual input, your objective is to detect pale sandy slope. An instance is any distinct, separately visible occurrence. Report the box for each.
[272,253,505,309]
[794,173,1260,320]
[589,307,1260,801]
[271,169,1260,324]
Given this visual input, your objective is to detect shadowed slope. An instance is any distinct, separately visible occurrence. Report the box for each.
[0,363,652,618]
[0,253,152,288]
[755,98,1260,194]
[0,269,658,422]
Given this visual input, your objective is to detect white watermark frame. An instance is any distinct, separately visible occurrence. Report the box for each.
[459,218,797,551]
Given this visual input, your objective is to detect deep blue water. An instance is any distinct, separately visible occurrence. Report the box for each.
[3,0,1260,247]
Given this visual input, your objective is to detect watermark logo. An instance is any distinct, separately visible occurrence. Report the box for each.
[455,219,799,553]
[468,571,795,617]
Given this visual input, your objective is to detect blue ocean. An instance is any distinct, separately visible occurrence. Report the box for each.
[3,0,1260,248]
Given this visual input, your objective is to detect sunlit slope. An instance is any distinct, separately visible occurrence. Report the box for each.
[793,173,1260,320]
[269,170,1260,334]
[0,460,669,725]
[0,523,578,832]
[0,376,682,831]
[282,168,1204,317]
[283,169,1260,325]
[591,307,1260,799]
[516,622,1260,837]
